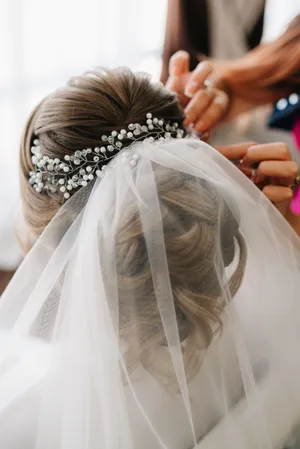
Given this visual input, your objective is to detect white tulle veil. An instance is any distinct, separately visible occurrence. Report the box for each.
[1,137,300,449]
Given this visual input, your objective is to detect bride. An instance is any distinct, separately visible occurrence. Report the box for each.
[1,68,300,449]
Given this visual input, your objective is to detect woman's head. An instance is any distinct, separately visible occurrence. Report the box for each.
[21,68,246,383]
[20,68,184,235]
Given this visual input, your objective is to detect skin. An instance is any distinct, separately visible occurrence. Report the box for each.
[165,51,300,234]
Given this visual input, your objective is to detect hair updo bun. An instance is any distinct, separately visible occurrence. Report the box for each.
[20,68,184,236]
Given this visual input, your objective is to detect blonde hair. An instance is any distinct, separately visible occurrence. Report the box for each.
[116,167,247,383]
[20,68,246,384]
[20,68,184,235]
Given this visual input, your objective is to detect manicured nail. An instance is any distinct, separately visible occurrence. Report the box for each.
[196,61,211,72]
[172,51,188,75]
[185,82,198,98]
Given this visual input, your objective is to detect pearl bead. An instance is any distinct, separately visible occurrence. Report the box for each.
[74,159,80,165]
[146,113,152,119]
[111,131,118,137]
[86,166,92,172]
[127,132,133,138]
[63,167,69,173]
[33,139,40,146]
[118,134,124,140]
[95,147,100,153]
[88,174,94,180]
[100,147,106,153]
[120,129,127,135]
[60,186,66,192]
[64,192,70,199]
[58,179,65,185]
[82,181,88,187]
[64,155,70,161]
[83,175,89,181]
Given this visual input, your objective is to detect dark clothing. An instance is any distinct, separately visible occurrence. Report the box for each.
[268,93,300,131]
[161,0,265,83]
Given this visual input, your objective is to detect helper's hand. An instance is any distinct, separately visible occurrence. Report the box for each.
[217,142,299,218]
[166,51,229,135]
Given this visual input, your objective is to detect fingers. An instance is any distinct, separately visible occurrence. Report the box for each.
[193,90,229,132]
[216,142,256,161]
[184,89,214,126]
[238,142,296,185]
[169,51,190,77]
[166,51,191,100]
[262,185,293,203]
[242,143,292,165]
[262,185,292,217]
[257,161,298,183]
[184,61,213,98]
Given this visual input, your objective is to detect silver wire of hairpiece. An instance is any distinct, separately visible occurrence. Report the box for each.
[29,113,185,200]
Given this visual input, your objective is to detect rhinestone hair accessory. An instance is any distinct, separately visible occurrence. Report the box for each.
[29,113,185,200]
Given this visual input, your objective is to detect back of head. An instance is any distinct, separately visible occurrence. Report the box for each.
[20,68,184,235]
[20,68,246,385]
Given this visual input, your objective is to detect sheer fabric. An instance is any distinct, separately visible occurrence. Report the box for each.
[0,138,300,449]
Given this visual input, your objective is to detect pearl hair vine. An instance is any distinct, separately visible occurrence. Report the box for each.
[29,113,185,200]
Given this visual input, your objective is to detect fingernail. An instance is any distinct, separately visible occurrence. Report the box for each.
[172,51,188,75]
[184,81,198,98]
[196,61,211,72]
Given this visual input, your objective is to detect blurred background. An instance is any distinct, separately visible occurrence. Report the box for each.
[0,0,299,289]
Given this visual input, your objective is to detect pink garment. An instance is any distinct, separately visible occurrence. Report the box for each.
[290,117,300,215]
[293,117,300,150]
